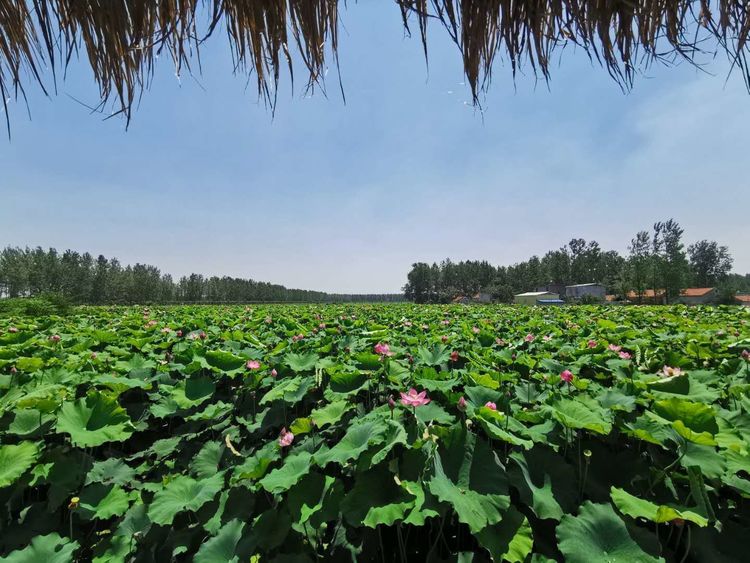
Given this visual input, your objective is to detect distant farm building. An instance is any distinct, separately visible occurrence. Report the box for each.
[536,283,566,296]
[566,283,606,301]
[677,287,718,305]
[626,289,667,305]
[628,288,720,305]
[736,294,750,307]
[514,291,561,305]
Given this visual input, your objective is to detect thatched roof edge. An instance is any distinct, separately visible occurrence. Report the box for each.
[1,1,749,133]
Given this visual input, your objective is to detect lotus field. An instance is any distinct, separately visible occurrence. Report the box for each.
[1,304,750,562]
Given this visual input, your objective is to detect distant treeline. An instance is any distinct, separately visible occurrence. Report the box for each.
[0,247,404,304]
[404,219,750,303]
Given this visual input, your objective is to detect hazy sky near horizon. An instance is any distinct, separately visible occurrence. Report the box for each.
[1,3,748,293]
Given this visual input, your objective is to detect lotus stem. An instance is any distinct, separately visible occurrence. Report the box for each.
[679,525,691,563]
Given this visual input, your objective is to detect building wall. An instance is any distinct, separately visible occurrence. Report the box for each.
[514,293,558,305]
[566,285,606,299]
[678,290,718,305]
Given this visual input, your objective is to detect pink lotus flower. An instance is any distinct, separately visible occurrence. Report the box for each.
[421,324,429,330]
[472,326,480,334]
[608,344,622,352]
[560,370,574,383]
[90,352,97,360]
[441,335,448,343]
[292,334,305,342]
[373,343,393,357]
[319,323,326,329]
[265,316,273,324]
[8,327,18,333]
[403,320,412,327]
[441,319,450,325]
[176,330,183,337]
[246,360,260,370]
[742,350,750,361]
[400,388,431,407]
[661,366,682,378]
[496,338,506,346]
[278,427,294,448]
[525,334,535,343]
[484,401,497,411]
[199,331,207,340]
[49,334,61,343]
[270,368,278,377]
[388,396,396,410]
[619,351,632,360]
[10,366,17,374]
[161,327,172,334]
[457,396,468,411]
[145,320,158,328]
[587,340,597,348]
[450,351,459,362]
[407,354,414,364]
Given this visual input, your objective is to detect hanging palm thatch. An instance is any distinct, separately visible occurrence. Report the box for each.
[1,0,749,133]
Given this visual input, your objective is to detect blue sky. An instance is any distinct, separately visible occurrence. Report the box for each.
[1,3,748,293]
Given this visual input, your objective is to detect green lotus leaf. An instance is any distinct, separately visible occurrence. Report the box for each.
[310,400,352,428]
[114,354,155,379]
[428,452,510,533]
[475,507,534,563]
[610,487,708,526]
[314,419,388,466]
[259,452,313,494]
[194,519,245,563]
[652,398,718,435]
[417,344,451,366]
[284,352,319,372]
[15,357,44,373]
[7,409,55,437]
[0,441,40,488]
[79,483,139,520]
[192,442,224,479]
[259,376,312,405]
[341,466,416,528]
[557,502,663,563]
[551,397,613,435]
[166,376,216,409]
[0,532,78,563]
[85,458,137,486]
[56,394,134,447]
[679,441,727,479]
[147,472,225,526]
[205,350,246,371]
[328,370,368,393]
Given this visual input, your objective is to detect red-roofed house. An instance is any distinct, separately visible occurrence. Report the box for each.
[626,289,667,304]
[677,287,718,305]
[736,294,750,307]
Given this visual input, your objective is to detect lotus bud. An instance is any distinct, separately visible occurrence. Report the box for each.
[457,396,467,412]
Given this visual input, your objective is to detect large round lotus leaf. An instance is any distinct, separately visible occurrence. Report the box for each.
[0,532,78,562]
[610,487,708,526]
[550,398,613,435]
[55,394,134,447]
[194,519,245,563]
[0,442,39,488]
[557,502,663,563]
[147,473,224,526]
